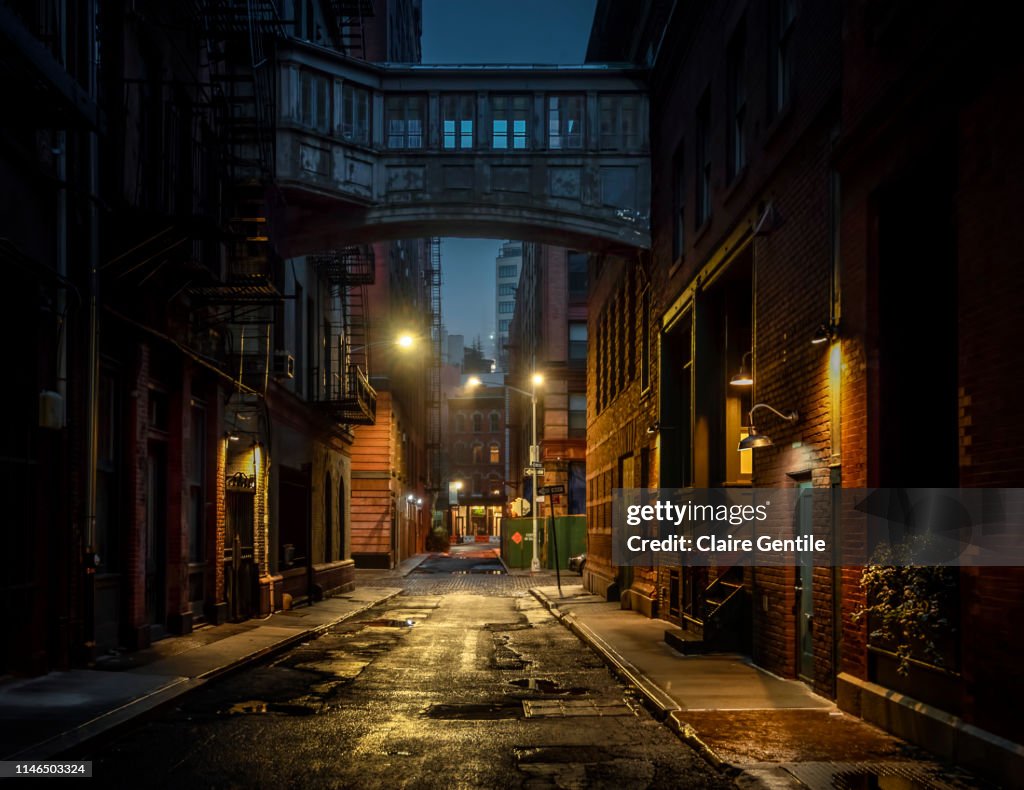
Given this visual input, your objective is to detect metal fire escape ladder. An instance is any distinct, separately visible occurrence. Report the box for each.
[328,0,375,60]
[310,247,377,425]
[425,238,443,499]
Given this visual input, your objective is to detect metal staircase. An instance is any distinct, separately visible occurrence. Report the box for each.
[329,0,375,60]
[310,246,377,425]
[665,567,750,655]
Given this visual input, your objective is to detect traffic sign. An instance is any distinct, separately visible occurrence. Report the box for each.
[538,484,565,495]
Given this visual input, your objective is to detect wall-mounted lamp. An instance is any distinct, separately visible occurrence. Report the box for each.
[647,421,659,434]
[416,497,423,506]
[738,403,799,450]
[811,321,839,345]
[227,431,240,442]
[730,351,754,387]
[407,493,415,503]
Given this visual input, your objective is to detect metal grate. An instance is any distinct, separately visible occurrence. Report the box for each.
[783,761,984,790]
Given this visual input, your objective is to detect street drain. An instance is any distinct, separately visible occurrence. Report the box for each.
[358,618,416,628]
[423,701,523,720]
[223,700,318,716]
[509,678,588,695]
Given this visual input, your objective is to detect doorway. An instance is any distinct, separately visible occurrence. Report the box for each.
[795,482,814,680]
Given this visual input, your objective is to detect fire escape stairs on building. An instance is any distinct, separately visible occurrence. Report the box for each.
[308,246,377,426]
[328,0,374,60]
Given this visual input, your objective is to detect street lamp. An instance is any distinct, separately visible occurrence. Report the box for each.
[468,372,544,571]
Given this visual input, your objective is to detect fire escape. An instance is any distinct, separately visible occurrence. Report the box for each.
[326,0,375,60]
[425,238,443,501]
[308,247,377,425]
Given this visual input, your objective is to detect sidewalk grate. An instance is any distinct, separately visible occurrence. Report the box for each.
[523,699,634,718]
[783,761,984,790]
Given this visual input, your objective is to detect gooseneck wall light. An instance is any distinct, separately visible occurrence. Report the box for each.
[738,403,799,450]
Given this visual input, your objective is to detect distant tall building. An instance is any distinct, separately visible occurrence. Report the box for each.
[494,241,523,371]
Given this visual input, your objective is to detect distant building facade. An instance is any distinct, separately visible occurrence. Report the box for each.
[494,241,523,371]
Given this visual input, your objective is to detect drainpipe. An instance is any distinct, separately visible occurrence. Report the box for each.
[83,0,101,658]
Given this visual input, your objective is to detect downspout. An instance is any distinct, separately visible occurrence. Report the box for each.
[83,0,101,657]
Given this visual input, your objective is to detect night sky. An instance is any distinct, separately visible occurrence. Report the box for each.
[420,0,598,354]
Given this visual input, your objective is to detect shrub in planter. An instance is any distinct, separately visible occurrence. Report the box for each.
[425,527,450,553]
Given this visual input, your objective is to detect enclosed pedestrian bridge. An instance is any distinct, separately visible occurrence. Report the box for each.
[273,40,650,255]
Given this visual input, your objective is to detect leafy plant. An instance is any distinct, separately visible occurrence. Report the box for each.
[853,535,958,675]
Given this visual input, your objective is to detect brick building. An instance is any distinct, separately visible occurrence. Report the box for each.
[584,0,1024,777]
[0,0,423,675]
[507,244,589,517]
[447,383,507,538]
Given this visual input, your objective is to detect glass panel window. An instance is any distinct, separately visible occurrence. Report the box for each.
[548,95,583,149]
[455,413,466,432]
[569,393,587,438]
[489,412,500,431]
[568,251,588,298]
[442,94,475,149]
[300,70,329,132]
[499,319,511,332]
[499,301,515,314]
[492,95,530,150]
[696,92,712,226]
[386,95,425,149]
[473,413,482,432]
[598,95,641,150]
[727,22,747,181]
[499,284,516,296]
[472,444,484,464]
[498,264,518,279]
[341,83,370,144]
[569,321,588,362]
[489,443,500,464]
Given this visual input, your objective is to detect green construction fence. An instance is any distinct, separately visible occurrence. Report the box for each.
[501,515,586,570]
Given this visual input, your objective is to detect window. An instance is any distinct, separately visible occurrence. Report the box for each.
[727,22,747,181]
[489,412,500,432]
[569,393,586,438]
[569,321,588,364]
[455,442,468,463]
[472,443,484,464]
[492,95,529,150]
[386,95,425,149]
[472,413,482,432]
[548,95,583,149]
[498,264,518,279]
[499,319,511,332]
[455,413,466,433]
[442,94,474,150]
[499,301,515,314]
[300,70,329,132]
[341,83,369,144]
[771,0,796,117]
[598,95,641,150]
[568,252,587,299]
[499,284,516,296]
[695,92,712,227]
[672,142,686,259]
[489,442,500,464]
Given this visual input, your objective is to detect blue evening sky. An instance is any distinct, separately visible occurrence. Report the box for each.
[420,0,597,352]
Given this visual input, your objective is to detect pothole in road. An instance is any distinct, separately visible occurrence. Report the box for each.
[508,678,589,695]
[483,621,533,632]
[222,699,319,716]
[422,701,524,720]
[356,618,416,628]
[492,634,531,670]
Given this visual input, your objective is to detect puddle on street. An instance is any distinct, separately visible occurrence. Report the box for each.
[508,678,589,695]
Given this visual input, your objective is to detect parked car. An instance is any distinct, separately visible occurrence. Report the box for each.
[568,552,586,575]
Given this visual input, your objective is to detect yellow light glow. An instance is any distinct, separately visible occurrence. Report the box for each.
[829,341,842,379]
[397,333,415,349]
[531,373,544,386]
[453,481,464,491]
[466,376,482,388]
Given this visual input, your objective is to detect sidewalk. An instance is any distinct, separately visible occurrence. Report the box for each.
[532,584,981,789]
[0,585,401,761]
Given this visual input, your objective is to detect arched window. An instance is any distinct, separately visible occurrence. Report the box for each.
[489,442,500,464]
[488,474,502,496]
[324,471,333,563]
[455,413,466,433]
[472,474,482,494]
[489,412,500,432]
[455,442,468,464]
[472,413,483,432]
[472,443,484,464]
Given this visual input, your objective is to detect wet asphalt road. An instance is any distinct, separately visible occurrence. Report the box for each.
[87,551,732,789]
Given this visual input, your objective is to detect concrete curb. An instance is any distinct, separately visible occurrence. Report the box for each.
[400,554,431,577]
[529,587,732,776]
[17,588,402,760]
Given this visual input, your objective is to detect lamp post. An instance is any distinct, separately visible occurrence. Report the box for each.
[467,373,543,571]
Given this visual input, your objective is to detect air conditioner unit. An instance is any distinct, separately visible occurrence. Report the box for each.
[273,351,295,379]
